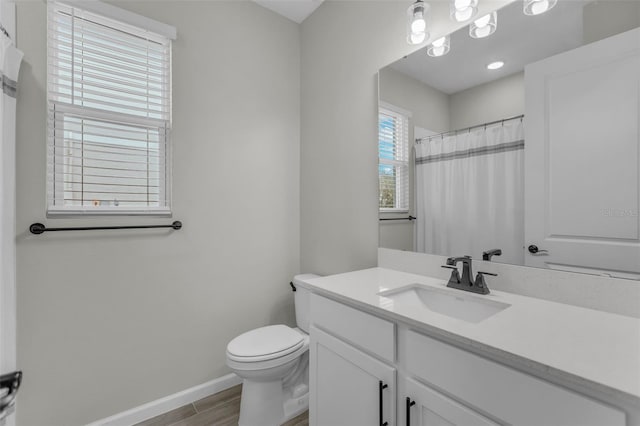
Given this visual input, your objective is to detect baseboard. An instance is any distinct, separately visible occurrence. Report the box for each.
[86,373,242,426]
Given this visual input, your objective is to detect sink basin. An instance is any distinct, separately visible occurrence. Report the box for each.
[378,283,510,323]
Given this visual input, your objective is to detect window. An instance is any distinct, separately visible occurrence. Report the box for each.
[378,105,409,211]
[47,1,175,214]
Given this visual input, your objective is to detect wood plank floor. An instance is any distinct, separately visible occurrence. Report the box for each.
[133,385,309,426]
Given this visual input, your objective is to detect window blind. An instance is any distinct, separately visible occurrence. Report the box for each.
[47,1,173,214]
[379,107,409,211]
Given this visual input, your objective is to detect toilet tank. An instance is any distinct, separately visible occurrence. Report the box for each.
[292,274,320,333]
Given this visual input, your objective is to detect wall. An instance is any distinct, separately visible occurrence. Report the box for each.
[378,67,450,251]
[300,0,510,275]
[15,2,300,425]
[583,0,640,45]
[449,71,525,130]
[379,67,450,134]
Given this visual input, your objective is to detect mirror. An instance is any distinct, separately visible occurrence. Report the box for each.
[378,0,640,279]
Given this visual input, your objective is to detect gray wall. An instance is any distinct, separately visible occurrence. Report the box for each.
[379,67,451,134]
[583,0,640,44]
[449,72,525,130]
[15,2,300,425]
[300,0,510,275]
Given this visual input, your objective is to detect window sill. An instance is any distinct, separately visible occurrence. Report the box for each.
[47,207,172,217]
[379,209,410,214]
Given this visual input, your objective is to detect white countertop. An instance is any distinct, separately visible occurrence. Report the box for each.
[302,267,640,403]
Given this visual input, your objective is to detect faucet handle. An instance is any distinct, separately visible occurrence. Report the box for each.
[442,265,461,285]
[474,271,495,295]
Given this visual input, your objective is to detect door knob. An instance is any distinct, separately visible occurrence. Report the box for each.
[528,245,549,255]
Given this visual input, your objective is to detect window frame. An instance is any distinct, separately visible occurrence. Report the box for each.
[46,0,175,216]
[378,103,411,213]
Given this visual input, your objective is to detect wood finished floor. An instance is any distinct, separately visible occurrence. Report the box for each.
[133,385,309,426]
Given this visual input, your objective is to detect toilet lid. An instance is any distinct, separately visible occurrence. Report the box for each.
[227,325,304,361]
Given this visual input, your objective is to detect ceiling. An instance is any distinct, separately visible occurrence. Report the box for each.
[253,0,324,23]
[389,0,586,94]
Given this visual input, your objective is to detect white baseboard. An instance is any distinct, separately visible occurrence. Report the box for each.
[86,373,242,426]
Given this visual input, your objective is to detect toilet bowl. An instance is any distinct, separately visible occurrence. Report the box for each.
[225,274,319,426]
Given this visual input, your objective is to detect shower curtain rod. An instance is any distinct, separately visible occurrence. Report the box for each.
[416,114,524,143]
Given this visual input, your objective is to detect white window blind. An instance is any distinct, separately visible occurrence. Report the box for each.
[379,106,409,211]
[47,1,173,214]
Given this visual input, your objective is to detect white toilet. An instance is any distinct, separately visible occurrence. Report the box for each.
[226,274,319,426]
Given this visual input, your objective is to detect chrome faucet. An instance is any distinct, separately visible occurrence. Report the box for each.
[442,256,496,295]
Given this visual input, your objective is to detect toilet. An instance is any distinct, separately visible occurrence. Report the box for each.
[226,274,319,426]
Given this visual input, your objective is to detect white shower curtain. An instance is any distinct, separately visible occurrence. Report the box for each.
[415,119,524,265]
[0,30,23,378]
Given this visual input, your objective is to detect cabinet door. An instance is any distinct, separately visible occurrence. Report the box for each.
[404,377,498,426]
[309,326,396,426]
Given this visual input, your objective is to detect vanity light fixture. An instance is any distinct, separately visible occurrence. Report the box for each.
[469,11,497,38]
[407,0,430,45]
[450,0,478,23]
[487,60,504,70]
[523,0,557,15]
[427,35,451,57]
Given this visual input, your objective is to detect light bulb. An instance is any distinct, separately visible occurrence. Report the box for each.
[409,32,426,44]
[469,11,497,38]
[450,0,477,22]
[432,46,446,56]
[523,0,557,16]
[531,0,549,14]
[407,1,431,45]
[454,7,475,22]
[487,61,504,70]
[454,0,472,10]
[411,14,426,33]
[432,37,446,47]
[474,14,491,28]
[474,26,491,37]
[427,35,450,57]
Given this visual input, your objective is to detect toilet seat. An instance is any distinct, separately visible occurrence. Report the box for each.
[227,325,305,363]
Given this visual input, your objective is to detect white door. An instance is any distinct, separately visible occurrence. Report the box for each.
[524,27,640,278]
[403,377,498,426]
[309,326,396,426]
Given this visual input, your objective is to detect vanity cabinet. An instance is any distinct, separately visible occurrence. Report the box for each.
[401,329,625,426]
[404,377,498,426]
[309,293,630,426]
[310,326,396,426]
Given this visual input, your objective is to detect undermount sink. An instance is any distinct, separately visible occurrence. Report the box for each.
[378,283,511,323]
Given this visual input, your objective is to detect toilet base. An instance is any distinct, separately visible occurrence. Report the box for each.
[282,391,309,423]
[237,380,309,426]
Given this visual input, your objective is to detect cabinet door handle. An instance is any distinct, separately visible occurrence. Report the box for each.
[405,397,416,426]
[379,380,388,426]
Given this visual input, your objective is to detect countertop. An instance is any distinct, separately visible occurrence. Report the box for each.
[301,267,640,404]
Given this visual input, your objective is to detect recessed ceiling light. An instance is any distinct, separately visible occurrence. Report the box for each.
[487,61,504,70]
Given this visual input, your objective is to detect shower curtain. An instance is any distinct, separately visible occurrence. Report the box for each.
[0,29,23,378]
[415,119,524,265]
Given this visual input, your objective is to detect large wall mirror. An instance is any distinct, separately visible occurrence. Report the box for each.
[378,0,640,279]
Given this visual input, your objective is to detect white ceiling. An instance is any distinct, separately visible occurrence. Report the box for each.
[389,0,586,94]
[253,0,324,23]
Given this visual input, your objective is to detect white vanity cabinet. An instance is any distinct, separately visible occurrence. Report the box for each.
[400,329,626,426]
[309,294,397,426]
[310,326,396,426]
[404,377,498,426]
[309,293,632,426]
